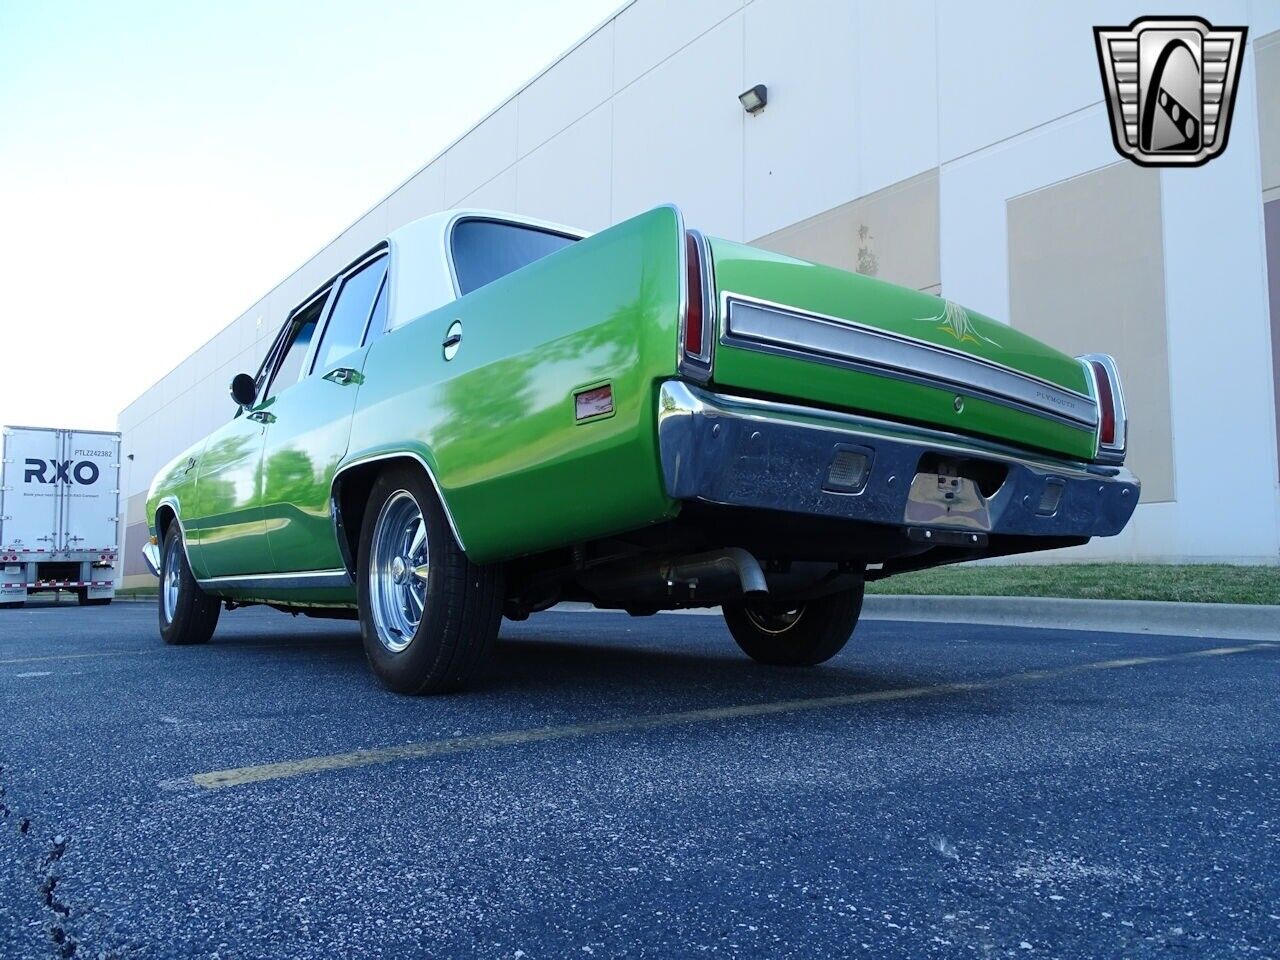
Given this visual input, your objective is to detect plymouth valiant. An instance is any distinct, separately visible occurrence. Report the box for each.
[143,205,1138,693]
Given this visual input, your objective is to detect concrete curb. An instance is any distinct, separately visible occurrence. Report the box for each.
[861,595,1280,642]
[555,597,1279,642]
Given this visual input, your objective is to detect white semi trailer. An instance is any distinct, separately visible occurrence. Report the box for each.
[0,426,121,608]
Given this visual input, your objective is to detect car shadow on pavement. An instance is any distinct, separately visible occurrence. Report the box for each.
[200,615,934,704]
[479,632,914,702]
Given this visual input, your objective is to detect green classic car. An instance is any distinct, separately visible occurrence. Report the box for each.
[144,205,1138,693]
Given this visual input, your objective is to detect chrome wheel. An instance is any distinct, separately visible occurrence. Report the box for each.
[744,607,805,635]
[369,490,430,654]
[162,539,181,625]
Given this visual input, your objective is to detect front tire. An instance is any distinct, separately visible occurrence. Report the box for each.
[159,525,220,645]
[724,584,864,666]
[358,465,502,694]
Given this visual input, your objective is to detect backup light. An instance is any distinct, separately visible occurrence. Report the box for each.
[824,447,872,493]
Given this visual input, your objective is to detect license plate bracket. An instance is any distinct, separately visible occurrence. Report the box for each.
[904,471,992,531]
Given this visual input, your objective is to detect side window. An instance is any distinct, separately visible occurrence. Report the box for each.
[450,219,576,295]
[265,292,328,398]
[311,254,388,373]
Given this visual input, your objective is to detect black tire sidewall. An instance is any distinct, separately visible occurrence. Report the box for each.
[725,583,864,667]
[159,525,218,645]
[358,466,483,694]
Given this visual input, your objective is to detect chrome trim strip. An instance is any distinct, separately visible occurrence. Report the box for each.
[196,569,352,591]
[153,499,199,580]
[720,294,1098,431]
[331,450,468,552]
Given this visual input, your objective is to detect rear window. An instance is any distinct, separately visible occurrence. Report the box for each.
[450,219,576,295]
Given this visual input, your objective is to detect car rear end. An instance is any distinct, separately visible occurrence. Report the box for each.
[659,229,1138,574]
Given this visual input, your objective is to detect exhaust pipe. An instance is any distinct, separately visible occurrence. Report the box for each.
[580,547,768,609]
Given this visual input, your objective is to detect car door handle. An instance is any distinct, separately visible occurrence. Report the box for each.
[322,367,362,386]
[442,321,463,360]
[247,411,276,424]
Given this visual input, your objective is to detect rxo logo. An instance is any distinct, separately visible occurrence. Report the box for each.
[24,459,100,485]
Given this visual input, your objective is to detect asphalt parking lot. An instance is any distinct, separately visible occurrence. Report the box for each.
[1,601,1277,959]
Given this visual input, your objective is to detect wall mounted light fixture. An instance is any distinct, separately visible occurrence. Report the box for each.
[739,84,768,115]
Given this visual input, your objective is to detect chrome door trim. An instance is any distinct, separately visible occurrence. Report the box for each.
[719,293,1098,431]
[195,568,352,591]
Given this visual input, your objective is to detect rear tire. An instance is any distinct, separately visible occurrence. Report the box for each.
[358,465,502,695]
[0,601,24,610]
[724,584,864,667]
[159,524,220,645]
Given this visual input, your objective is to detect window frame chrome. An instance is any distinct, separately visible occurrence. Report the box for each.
[306,246,390,377]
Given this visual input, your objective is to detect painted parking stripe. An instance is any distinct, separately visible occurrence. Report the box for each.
[181,642,1274,791]
[0,651,138,666]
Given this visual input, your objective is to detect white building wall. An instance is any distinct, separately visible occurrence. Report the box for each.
[117,0,1280,581]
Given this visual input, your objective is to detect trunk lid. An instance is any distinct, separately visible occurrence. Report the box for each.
[706,239,1099,461]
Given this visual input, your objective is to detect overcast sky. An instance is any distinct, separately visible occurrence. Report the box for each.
[0,0,618,431]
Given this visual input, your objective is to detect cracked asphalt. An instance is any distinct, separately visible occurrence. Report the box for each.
[1,599,1277,959]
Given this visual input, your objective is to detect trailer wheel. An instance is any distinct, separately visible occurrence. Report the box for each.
[0,601,23,610]
[357,464,502,694]
[76,589,111,607]
[159,524,219,645]
[723,584,864,667]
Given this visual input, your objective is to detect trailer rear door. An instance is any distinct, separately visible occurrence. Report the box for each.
[59,431,121,551]
[1,427,61,551]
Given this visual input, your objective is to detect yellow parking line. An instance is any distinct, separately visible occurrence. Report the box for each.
[186,642,1274,790]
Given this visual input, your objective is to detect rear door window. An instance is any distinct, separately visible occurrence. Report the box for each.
[311,253,388,372]
[450,219,576,295]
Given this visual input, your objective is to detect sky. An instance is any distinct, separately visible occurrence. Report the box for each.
[0,0,620,431]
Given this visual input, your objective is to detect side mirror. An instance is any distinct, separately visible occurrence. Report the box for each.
[230,373,258,408]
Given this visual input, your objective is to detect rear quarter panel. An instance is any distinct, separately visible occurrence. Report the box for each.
[347,206,684,563]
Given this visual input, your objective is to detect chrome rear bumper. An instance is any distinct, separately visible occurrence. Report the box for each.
[142,541,161,577]
[656,381,1139,540]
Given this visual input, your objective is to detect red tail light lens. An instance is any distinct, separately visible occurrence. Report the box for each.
[684,232,704,358]
[1090,359,1116,446]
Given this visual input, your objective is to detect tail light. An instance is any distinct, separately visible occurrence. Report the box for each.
[680,229,713,379]
[1080,354,1127,463]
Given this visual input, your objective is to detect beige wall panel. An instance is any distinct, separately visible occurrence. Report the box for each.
[125,491,147,527]
[1008,163,1174,502]
[752,170,940,293]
